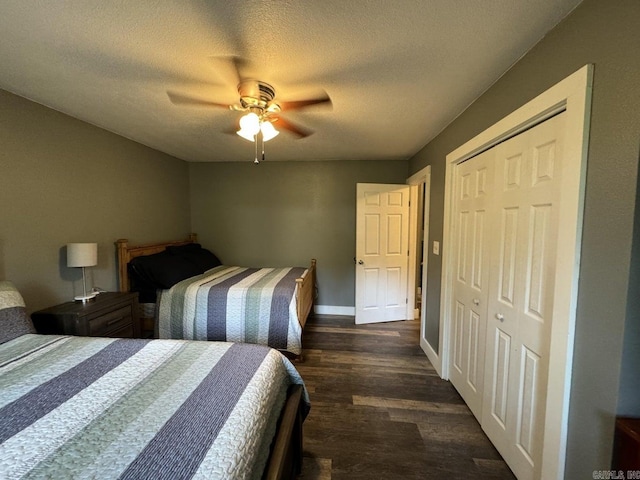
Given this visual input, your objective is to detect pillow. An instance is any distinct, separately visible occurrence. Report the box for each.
[127,264,163,303]
[166,243,222,271]
[128,244,222,303]
[0,281,36,344]
[129,250,202,290]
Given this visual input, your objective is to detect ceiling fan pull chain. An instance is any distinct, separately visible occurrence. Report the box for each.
[254,134,259,164]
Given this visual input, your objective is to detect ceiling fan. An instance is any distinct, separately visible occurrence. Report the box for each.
[167,56,332,163]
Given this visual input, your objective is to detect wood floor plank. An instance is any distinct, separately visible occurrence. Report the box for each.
[298,457,332,480]
[353,395,471,415]
[305,326,401,337]
[297,314,515,480]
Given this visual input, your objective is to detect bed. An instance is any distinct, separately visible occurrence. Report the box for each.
[115,235,315,357]
[0,281,309,480]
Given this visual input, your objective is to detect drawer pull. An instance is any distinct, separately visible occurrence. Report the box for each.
[88,305,133,336]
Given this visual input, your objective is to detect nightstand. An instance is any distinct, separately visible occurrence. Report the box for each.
[31,292,140,338]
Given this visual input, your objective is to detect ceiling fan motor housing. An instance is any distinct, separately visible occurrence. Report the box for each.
[238,80,279,112]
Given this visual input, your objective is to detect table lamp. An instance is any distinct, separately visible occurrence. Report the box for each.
[67,243,98,302]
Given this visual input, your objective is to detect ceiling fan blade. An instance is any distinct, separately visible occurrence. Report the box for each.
[209,55,249,87]
[278,94,332,111]
[167,91,231,109]
[272,117,314,138]
[222,122,240,135]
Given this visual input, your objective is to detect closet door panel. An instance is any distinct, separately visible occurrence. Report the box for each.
[482,112,565,480]
[448,148,495,420]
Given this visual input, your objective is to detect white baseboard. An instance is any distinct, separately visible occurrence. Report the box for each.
[314,305,355,316]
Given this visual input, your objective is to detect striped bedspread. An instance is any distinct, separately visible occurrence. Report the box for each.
[158,265,307,355]
[0,334,308,480]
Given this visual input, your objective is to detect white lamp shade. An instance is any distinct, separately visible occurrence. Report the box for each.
[67,243,98,267]
[239,112,260,133]
[236,128,257,142]
[260,121,279,141]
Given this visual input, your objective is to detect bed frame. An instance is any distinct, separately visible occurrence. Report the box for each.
[115,234,316,339]
[265,385,304,480]
[115,235,307,479]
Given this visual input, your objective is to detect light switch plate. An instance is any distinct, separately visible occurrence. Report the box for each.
[433,241,440,255]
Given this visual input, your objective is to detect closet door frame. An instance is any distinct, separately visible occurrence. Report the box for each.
[438,64,593,480]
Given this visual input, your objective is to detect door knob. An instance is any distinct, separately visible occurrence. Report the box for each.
[495,313,504,322]
[358,260,364,265]
[473,298,480,306]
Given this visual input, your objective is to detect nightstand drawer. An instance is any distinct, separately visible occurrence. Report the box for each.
[31,292,140,338]
[89,306,132,336]
[105,323,135,338]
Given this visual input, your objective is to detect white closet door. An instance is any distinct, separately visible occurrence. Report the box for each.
[482,112,565,480]
[449,148,495,419]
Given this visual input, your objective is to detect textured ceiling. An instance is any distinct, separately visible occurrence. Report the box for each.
[0,1,583,162]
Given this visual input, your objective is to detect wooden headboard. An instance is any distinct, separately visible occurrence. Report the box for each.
[115,234,198,293]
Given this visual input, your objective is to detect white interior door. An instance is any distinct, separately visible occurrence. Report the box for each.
[482,113,565,480]
[355,183,410,324]
[448,148,495,419]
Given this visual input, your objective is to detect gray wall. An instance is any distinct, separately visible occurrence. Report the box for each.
[619,162,640,416]
[408,0,640,476]
[0,89,191,312]
[189,160,408,307]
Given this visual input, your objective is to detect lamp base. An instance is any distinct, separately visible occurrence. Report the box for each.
[74,293,97,303]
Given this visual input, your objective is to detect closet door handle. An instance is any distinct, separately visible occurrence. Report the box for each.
[473,298,480,306]
[495,313,504,322]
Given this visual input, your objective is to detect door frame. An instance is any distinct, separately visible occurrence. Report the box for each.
[407,166,433,362]
[439,64,592,480]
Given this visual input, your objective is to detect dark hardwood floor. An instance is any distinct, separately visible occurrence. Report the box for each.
[296,314,516,480]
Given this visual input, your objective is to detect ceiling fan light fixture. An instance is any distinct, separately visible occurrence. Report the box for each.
[237,113,279,143]
[260,121,279,141]
[240,112,260,136]
[236,128,256,142]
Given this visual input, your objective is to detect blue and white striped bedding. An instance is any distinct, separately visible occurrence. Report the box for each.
[0,334,308,480]
[158,266,307,355]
